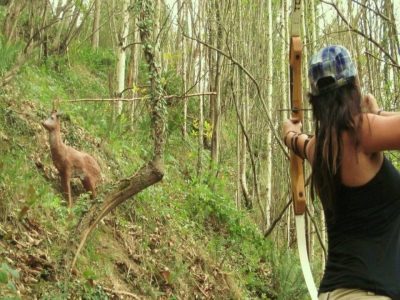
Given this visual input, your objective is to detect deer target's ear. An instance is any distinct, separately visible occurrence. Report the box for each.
[56,110,63,116]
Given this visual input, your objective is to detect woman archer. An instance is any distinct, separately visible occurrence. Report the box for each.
[282,45,400,300]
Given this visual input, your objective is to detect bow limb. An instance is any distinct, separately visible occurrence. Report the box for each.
[289,36,306,215]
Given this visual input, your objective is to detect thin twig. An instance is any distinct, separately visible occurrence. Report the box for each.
[351,0,391,22]
[320,0,399,68]
[306,206,327,259]
[183,32,289,159]
[365,51,400,69]
[263,198,291,237]
[63,92,217,103]
[103,287,141,299]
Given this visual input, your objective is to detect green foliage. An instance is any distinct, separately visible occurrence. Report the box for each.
[385,151,400,170]
[40,281,111,300]
[71,192,92,216]
[17,184,37,221]
[0,151,37,221]
[191,119,213,143]
[161,65,183,96]
[0,36,22,76]
[265,244,310,299]
[0,262,21,300]
[0,9,314,298]
[72,45,115,75]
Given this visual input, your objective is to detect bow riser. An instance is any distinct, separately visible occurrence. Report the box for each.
[290,36,306,215]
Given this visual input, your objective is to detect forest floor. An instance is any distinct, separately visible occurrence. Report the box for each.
[0,89,254,300]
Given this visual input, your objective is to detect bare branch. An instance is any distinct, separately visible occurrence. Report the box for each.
[306,206,327,259]
[320,0,399,67]
[103,287,141,299]
[182,33,289,159]
[64,92,217,103]
[365,51,400,69]
[264,198,291,237]
[351,0,390,22]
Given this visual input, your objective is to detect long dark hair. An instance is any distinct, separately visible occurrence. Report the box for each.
[308,77,363,217]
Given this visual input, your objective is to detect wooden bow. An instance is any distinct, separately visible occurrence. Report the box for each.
[289,0,306,215]
[289,2,318,299]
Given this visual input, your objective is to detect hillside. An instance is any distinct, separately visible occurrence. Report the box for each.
[0,50,309,300]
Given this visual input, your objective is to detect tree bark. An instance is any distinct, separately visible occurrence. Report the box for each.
[92,0,101,50]
[116,0,130,115]
[210,0,222,173]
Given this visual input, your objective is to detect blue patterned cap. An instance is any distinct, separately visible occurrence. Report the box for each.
[308,45,357,95]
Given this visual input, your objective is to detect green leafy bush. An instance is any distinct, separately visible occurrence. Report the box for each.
[0,262,21,300]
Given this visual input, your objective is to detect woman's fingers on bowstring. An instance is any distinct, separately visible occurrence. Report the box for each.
[290,118,301,124]
[282,119,302,139]
[363,93,379,114]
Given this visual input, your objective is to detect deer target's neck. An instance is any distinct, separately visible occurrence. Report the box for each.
[48,127,65,151]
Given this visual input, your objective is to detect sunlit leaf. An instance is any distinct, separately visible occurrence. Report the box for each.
[82,269,94,279]
[17,206,29,221]
[0,270,8,283]
[26,184,36,206]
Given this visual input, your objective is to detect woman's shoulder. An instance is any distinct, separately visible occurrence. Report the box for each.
[359,113,400,154]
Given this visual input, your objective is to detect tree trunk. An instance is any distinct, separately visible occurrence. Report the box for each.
[210,0,222,173]
[128,27,141,128]
[3,0,27,42]
[196,0,204,179]
[265,0,273,229]
[180,0,188,138]
[116,0,130,115]
[52,1,73,54]
[92,0,100,50]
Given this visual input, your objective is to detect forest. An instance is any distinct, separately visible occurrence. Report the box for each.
[0,0,399,299]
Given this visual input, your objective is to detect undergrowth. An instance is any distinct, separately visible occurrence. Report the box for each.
[0,46,311,299]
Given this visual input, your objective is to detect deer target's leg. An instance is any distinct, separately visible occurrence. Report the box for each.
[60,172,72,208]
[82,177,96,199]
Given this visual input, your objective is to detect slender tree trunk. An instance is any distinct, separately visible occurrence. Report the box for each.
[265,0,273,229]
[128,27,141,128]
[116,0,130,115]
[196,0,204,179]
[53,1,73,54]
[92,0,100,50]
[3,0,28,42]
[210,0,221,172]
[237,3,251,209]
[181,0,188,138]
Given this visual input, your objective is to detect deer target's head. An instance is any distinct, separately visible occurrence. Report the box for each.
[42,110,63,131]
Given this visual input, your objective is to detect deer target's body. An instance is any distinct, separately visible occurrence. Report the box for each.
[42,110,100,208]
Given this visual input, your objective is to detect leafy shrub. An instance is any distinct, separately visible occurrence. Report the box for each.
[0,262,21,300]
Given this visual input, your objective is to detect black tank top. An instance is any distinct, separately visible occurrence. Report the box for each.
[319,156,400,299]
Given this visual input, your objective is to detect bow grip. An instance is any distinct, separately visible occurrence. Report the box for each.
[290,151,306,215]
[289,35,306,215]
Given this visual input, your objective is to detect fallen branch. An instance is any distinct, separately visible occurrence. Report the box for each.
[103,287,141,299]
